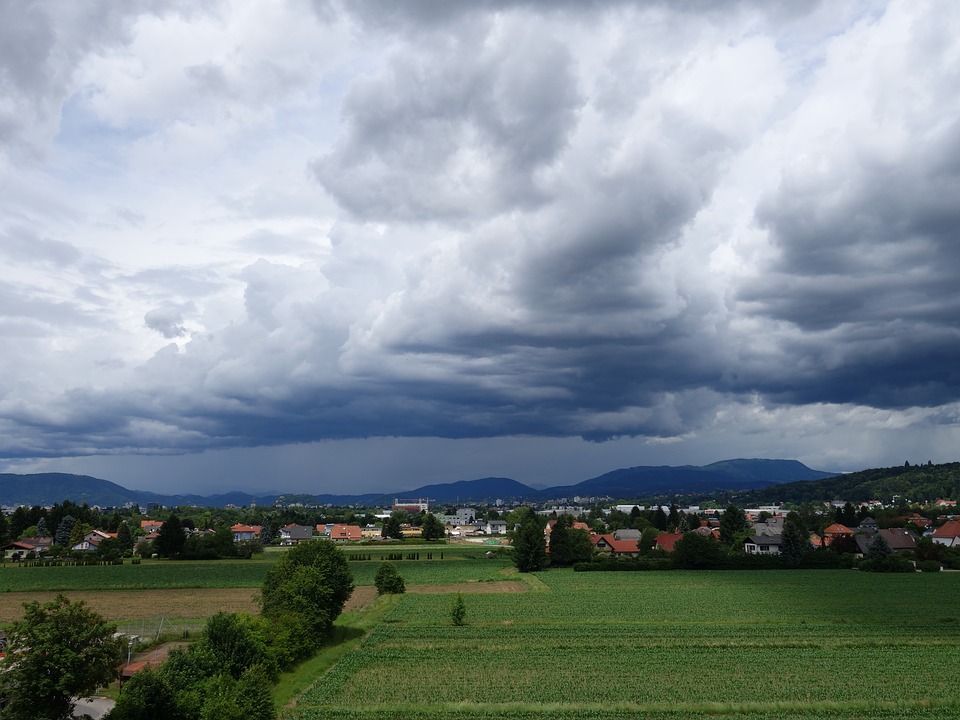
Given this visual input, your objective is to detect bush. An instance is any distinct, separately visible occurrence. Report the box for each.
[451,593,467,626]
[374,561,406,595]
[917,559,942,573]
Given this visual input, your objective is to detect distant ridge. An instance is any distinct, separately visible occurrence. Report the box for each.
[0,459,837,508]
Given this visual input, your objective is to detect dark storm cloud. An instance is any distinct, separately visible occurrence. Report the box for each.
[739,45,960,411]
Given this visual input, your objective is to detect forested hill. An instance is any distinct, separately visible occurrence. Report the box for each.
[739,462,960,505]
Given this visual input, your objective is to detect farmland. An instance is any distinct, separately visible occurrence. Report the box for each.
[286,568,960,720]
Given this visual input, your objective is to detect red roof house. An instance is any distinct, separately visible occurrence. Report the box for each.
[329,524,362,541]
[933,520,960,547]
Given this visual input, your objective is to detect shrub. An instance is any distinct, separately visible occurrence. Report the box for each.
[374,561,406,595]
[451,593,467,626]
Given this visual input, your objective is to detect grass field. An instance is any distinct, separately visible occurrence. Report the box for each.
[284,569,960,720]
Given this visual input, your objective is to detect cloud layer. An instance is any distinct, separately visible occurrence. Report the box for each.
[2,0,959,489]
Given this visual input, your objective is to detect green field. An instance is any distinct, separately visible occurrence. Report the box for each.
[0,546,510,592]
[285,569,960,720]
[0,557,276,591]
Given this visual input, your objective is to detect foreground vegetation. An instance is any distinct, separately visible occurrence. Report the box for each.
[285,568,960,720]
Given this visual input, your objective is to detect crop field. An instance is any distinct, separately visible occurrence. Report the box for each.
[0,556,276,592]
[285,569,960,720]
[0,545,513,628]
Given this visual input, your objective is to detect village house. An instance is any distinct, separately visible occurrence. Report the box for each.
[744,534,782,555]
[230,524,262,542]
[279,523,314,545]
[592,534,640,557]
[484,520,508,535]
[2,536,53,559]
[328,524,362,541]
[854,527,919,555]
[654,532,684,552]
[932,520,960,547]
[140,520,163,534]
[71,529,117,553]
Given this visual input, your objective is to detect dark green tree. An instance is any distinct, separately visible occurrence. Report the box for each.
[719,505,747,545]
[548,514,593,567]
[667,504,680,530]
[8,506,31,540]
[0,595,124,720]
[672,532,725,569]
[0,510,9,545]
[54,514,77,547]
[36,516,48,538]
[381,513,404,540]
[510,508,548,573]
[421,512,446,540]
[96,536,122,561]
[155,514,186,559]
[117,521,134,552]
[374,561,406,594]
[653,506,668,531]
[779,520,806,568]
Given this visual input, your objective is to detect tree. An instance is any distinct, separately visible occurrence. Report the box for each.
[36,516,48,537]
[374,561,406,594]
[261,540,354,648]
[199,612,271,680]
[118,521,134,552]
[421,512,446,540]
[54,514,77,547]
[548,514,593,567]
[673,532,725,569]
[860,532,914,573]
[0,594,124,720]
[779,520,807,568]
[451,593,467,626]
[719,505,747,545]
[155,514,186,559]
[381,513,404,540]
[653,506,668,531]
[510,508,548,573]
[0,509,8,545]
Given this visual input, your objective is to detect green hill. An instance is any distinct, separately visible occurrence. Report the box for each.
[740,461,960,505]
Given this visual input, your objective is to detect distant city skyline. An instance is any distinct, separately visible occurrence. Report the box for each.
[2,1,958,496]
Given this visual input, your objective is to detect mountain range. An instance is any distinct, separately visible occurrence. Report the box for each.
[0,458,835,508]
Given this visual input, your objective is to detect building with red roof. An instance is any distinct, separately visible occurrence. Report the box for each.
[933,520,960,547]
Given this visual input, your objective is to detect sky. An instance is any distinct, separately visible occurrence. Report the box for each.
[1,0,959,496]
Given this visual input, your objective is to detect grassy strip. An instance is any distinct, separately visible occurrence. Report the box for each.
[272,593,404,708]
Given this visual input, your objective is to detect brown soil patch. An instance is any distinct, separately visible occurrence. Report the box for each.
[344,585,378,612]
[407,581,527,594]
[0,588,261,623]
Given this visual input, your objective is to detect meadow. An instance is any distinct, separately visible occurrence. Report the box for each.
[285,568,960,720]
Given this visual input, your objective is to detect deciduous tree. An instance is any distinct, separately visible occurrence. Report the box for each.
[421,512,446,540]
[0,595,124,720]
[374,561,406,594]
[261,540,354,652]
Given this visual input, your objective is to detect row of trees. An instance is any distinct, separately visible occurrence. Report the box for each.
[111,539,354,718]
